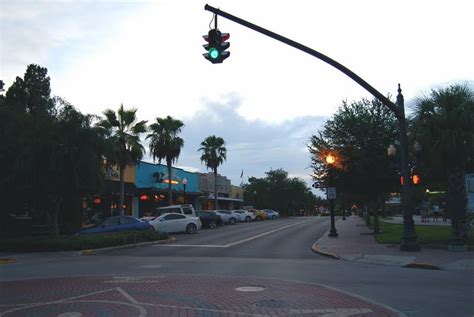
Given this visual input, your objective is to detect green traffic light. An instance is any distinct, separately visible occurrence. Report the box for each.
[209,47,219,59]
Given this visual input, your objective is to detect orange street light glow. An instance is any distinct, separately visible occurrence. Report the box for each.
[326,154,336,165]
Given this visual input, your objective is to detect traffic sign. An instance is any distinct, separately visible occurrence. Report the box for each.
[327,187,336,200]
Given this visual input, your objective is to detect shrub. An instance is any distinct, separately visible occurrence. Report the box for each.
[0,230,169,252]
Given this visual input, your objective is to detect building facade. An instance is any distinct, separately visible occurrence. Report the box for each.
[86,162,244,222]
[196,173,244,210]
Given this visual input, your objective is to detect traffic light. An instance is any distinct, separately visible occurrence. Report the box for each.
[400,168,422,185]
[203,29,230,64]
[412,174,421,185]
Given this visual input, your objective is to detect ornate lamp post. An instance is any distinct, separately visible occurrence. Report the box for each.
[182,178,188,204]
[326,153,338,237]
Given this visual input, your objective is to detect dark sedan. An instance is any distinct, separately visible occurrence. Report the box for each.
[196,210,223,229]
[79,216,153,234]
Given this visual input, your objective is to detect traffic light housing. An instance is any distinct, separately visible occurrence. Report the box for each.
[399,168,422,185]
[203,29,230,64]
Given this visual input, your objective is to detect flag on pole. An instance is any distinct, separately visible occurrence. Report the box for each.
[240,169,244,179]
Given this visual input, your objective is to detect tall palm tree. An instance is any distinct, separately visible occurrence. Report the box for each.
[412,84,474,246]
[198,135,227,209]
[97,104,147,216]
[147,116,184,205]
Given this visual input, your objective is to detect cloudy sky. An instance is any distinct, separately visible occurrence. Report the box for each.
[1,0,473,190]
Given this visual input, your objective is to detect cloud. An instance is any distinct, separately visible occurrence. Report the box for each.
[142,93,327,188]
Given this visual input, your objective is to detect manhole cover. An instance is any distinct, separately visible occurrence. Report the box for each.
[235,286,265,292]
[254,299,290,308]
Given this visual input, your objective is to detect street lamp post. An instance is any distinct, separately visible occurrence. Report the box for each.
[253,190,257,208]
[182,178,188,204]
[326,154,338,238]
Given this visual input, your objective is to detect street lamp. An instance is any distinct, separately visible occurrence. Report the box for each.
[182,178,188,204]
[326,153,338,238]
[253,190,257,207]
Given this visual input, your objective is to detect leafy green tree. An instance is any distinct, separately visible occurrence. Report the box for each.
[4,64,55,116]
[411,84,474,245]
[308,98,398,232]
[46,99,106,234]
[198,135,227,209]
[97,105,147,216]
[0,64,56,234]
[243,168,318,216]
[147,116,184,205]
[1,65,107,235]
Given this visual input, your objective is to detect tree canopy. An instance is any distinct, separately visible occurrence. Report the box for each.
[243,168,319,216]
[308,97,399,209]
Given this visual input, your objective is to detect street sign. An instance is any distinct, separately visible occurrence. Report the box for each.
[327,187,336,200]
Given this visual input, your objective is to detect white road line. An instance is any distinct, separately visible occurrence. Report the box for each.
[153,218,318,249]
[116,287,140,304]
[154,244,227,248]
[224,218,316,247]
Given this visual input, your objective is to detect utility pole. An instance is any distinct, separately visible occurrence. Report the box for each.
[204,4,420,251]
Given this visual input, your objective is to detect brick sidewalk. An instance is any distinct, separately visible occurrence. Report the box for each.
[0,275,402,316]
[313,216,474,270]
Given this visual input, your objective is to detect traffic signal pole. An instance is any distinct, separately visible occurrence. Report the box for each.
[204,4,420,251]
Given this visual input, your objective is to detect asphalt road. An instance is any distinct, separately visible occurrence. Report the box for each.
[105,216,329,259]
[1,216,473,317]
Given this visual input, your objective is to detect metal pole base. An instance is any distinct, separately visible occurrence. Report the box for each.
[328,230,339,238]
[400,238,421,251]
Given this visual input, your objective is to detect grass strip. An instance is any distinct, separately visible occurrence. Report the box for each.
[371,220,474,246]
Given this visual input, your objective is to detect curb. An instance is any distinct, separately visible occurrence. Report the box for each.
[311,242,340,260]
[0,258,16,264]
[403,262,440,270]
[81,237,176,256]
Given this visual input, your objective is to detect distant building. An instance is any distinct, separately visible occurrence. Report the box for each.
[196,173,243,210]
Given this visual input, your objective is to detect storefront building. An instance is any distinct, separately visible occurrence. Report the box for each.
[135,162,200,217]
[196,173,244,210]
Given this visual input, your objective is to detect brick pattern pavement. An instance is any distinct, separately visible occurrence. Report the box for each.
[0,275,402,316]
[315,216,474,268]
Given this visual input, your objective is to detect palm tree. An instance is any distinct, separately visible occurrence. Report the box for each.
[412,84,474,246]
[147,116,184,205]
[97,104,147,216]
[198,135,227,209]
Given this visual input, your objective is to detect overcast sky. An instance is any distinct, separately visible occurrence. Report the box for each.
[1,0,473,190]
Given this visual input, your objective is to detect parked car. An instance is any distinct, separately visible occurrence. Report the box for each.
[196,210,223,229]
[141,204,196,221]
[156,204,196,216]
[214,210,239,224]
[148,213,202,234]
[232,209,256,222]
[261,209,280,220]
[79,216,153,234]
[248,209,268,221]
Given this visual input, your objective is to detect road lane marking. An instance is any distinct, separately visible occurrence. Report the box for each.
[154,244,227,248]
[152,218,318,248]
[224,218,316,247]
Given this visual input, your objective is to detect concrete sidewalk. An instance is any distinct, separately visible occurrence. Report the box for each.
[312,216,474,271]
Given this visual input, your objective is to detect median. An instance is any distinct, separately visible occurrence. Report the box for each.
[0,230,169,253]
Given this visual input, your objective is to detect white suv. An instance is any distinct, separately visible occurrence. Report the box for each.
[141,204,196,221]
